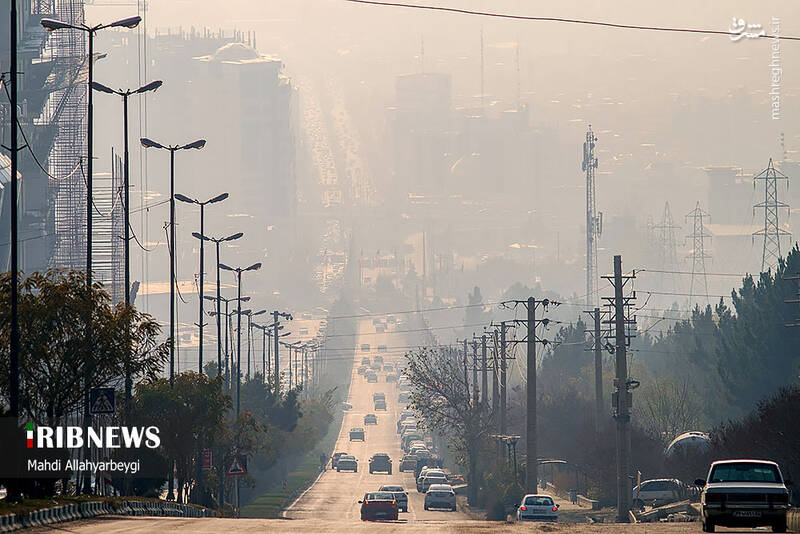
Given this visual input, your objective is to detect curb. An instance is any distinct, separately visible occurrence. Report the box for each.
[0,499,214,530]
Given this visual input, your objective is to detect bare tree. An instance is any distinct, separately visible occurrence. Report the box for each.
[404,345,493,504]
[634,377,702,445]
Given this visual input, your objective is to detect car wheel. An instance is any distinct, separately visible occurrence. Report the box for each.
[451,505,457,512]
[773,520,787,533]
[424,505,428,510]
[337,467,340,472]
[369,469,373,474]
[388,468,392,475]
[702,520,715,533]
[354,468,358,472]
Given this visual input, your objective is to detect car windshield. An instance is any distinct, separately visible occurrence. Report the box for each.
[524,496,554,506]
[709,463,781,483]
[380,486,403,492]
[430,491,452,497]
[366,492,393,500]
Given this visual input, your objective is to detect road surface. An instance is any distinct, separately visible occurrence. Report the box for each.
[283,318,468,522]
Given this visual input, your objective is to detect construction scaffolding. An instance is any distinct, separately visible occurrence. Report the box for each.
[34,0,88,272]
[91,151,124,303]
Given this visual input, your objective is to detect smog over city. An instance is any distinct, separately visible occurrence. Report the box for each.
[1,1,799,532]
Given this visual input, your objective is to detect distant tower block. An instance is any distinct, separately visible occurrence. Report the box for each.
[686,202,712,306]
[753,158,791,273]
[582,126,601,306]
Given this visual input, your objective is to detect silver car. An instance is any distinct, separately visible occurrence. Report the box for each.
[516,494,558,522]
[424,484,456,511]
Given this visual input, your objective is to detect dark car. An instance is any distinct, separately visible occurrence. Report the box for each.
[349,427,365,441]
[374,399,387,411]
[374,355,384,364]
[369,453,392,474]
[364,413,378,425]
[698,459,791,533]
[359,491,398,521]
[380,485,409,512]
[331,451,348,469]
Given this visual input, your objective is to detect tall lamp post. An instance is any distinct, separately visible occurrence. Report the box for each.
[197,232,243,378]
[41,15,141,287]
[208,294,249,389]
[91,79,162,412]
[243,309,266,380]
[174,192,229,373]
[140,137,206,386]
[220,262,262,415]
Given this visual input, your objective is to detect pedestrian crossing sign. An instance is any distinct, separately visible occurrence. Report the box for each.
[227,455,247,476]
[89,388,115,415]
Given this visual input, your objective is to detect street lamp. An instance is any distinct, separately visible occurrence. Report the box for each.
[140,137,206,387]
[197,233,243,379]
[208,294,249,390]
[220,262,262,415]
[243,309,266,380]
[175,192,229,374]
[40,15,141,286]
[273,311,293,392]
[92,79,162,411]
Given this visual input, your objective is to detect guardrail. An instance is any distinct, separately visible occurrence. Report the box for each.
[0,500,214,532]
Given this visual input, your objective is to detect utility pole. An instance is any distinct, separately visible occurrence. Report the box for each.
[527,297,537,493]
[8,0,20,427]
[491,330,499,432]
[602,255,638,523]
[471,339,479,407]
[272,310,292,392]
[500,322,507,434]
[481,334,488,408]
[583,125,601,306]
[753,158,791,273]
[463,339,469,400]
[584,307,605,435]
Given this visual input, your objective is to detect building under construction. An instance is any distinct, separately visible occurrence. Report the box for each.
[1,0,124,299]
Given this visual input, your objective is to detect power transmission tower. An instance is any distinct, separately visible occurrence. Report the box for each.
[583,126,601,305]
[653,202,681,298]
[753,158,791,273]
[686,202,712,306]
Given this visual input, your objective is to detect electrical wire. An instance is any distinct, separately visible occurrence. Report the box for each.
[340,0,800,41]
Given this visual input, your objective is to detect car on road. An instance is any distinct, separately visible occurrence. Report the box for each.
[366,372,378,383]
[374,399,387,410]
[383,363,393,372]
[361,357,371,365]
[424,484,457,511]
[331,451,348,469]
[398,391,411,404]
[402,432,423,451]
[386,373,397,382]
[697,459,791,533]
[357,365,367,375]
[359,491,398,521]
[420,473,448,493]
[379,485,409,512]
[399,455,418,472]
[369,453,392,474]
[360,344,370,352]
[374,355,384,364]
[342,402,353,410]
[349,427,365,441]
[377,344,387,352]
[370,362,382,372]
[633,478,686,508]
[364,413,377,425]
[516,494,559,522]
[337,455,358,472]
[373,392,385,402]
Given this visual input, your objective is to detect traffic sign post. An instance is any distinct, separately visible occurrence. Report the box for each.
[227,455,247,476]
[89,388,115,415]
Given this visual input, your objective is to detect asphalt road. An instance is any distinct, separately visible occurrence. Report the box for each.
[283,318,468,522]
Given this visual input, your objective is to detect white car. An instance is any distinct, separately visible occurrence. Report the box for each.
[424,484,456,511]
[517,494,559,522]
[632,478,685,508]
